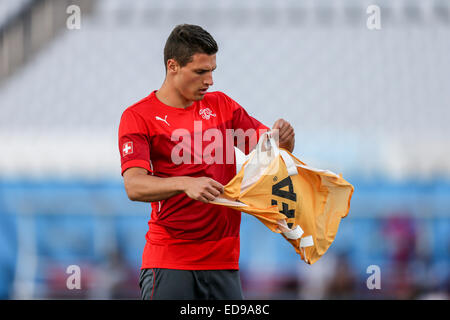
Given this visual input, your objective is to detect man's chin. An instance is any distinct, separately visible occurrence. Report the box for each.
[193,92,206,100]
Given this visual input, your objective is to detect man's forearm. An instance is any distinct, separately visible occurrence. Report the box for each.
[125,174,188,202]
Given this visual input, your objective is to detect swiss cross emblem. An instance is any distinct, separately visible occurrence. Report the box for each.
[122,141,133,156]
[199,108,216,120]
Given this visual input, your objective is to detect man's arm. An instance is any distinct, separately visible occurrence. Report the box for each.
[123,167,224,203]
[222,92,294,154]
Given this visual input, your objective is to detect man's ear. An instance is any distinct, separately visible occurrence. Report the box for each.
[166,59,179,74]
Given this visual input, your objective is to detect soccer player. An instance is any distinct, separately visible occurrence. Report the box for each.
[118,24,295,300]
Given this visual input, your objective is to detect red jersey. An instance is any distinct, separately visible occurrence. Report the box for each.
[118,90,269,270]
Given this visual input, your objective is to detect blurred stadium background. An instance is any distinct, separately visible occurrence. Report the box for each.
[0,0,449,300]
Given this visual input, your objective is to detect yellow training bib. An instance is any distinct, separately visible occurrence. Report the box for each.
[211,132,354,264]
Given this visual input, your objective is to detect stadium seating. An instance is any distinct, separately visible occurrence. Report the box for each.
[0,0,449,179]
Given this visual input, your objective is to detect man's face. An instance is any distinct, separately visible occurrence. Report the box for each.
[170,53,216,102]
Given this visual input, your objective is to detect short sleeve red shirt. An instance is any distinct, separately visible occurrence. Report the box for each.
[118,91,269,270]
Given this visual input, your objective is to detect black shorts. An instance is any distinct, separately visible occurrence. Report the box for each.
[139,268,244,300]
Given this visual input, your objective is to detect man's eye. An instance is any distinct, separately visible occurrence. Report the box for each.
[196,71,205,74]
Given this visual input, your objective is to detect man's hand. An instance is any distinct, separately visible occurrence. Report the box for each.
[272,118,295,152]
[182,177,224,203]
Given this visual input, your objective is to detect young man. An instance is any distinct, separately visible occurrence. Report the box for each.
[118,24,295,300]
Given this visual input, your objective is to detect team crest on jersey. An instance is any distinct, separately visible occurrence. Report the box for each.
[122,141,133,156]
[199,108,216,120]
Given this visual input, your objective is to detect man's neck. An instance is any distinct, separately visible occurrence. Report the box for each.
[156,82,193,109]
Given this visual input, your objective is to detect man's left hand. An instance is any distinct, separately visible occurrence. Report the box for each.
[272,119,295,153]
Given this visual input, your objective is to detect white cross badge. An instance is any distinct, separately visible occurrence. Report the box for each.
[122,141,133,156]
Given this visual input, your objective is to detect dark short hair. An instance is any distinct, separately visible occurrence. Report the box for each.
[164,24,218,71]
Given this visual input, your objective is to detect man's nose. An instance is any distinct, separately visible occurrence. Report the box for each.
[204,72,213,86]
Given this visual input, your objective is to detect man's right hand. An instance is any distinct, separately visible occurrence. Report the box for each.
[182,177,224,203]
